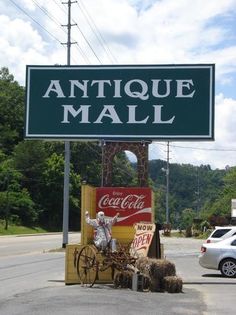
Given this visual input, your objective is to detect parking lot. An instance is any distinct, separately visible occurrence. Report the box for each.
[0,233,235,314]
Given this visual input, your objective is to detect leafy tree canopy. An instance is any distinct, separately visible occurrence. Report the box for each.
[0,67,24,154]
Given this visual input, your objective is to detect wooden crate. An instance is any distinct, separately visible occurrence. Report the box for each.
[65,244,114,285]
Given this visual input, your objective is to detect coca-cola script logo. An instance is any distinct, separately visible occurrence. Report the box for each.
[98,194,146,210]
[96,188,152,226]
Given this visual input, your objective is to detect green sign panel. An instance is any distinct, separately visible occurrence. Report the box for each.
[25,64,215,140]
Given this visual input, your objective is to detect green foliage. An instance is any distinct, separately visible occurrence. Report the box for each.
[200,167,236,221]
[70,142,102,185]
[112,151,137,187]
[0,67,24,154]
[200,220,211,232]
[0,156,37,227]
[39,152,81,230]
[149,160,226,227]
[154,188,166,224]
[0,190,37,225]
[0,158,22,192]
[180,208,195,229]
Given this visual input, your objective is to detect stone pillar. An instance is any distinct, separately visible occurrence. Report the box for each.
[102,142,149,187]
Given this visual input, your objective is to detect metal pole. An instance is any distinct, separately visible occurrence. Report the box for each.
[62,0,75,248]
[196,167,200,218]
[166,141,170,225]
[62,141,70,247]
[101,140,105,187]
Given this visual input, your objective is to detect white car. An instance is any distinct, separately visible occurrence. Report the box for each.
[199,235,236,277]
[206,226,236,243]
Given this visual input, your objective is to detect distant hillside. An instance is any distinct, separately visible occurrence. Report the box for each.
[132,159,227,226]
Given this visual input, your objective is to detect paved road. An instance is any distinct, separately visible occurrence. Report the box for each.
[0,234,235,314]
[0,232,81,257]
[162,236,236,315]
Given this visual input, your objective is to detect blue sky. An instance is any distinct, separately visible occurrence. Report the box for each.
[1,0,236,169]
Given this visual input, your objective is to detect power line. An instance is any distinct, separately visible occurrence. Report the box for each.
[11,0,110,65]
[55,0,102,64]
[155,142,236,152]
[73,21,103,64]
[149,143,166,161]
[32,0,63,27]
[32,0,90,64]
[10,0,90,65]
[77,1,118,64]
[9,0,62,45]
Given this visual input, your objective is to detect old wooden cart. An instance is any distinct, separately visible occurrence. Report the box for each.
[74,243,137,287]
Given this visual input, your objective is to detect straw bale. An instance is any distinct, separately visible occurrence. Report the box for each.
[163,276,183,293]
[135,257,177,292]
[135,256,150,275]
[113,271,133,289]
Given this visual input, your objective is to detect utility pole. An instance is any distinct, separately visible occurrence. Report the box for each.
[196,167,200,218]
[161,141,170,225]
[61,0,77,248]
[166,141,170,225]
[100,140,105,187]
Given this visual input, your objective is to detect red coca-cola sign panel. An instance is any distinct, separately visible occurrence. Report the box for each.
[96,187,152,226]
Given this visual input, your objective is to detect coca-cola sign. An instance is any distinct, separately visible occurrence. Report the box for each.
[96,187,152,226]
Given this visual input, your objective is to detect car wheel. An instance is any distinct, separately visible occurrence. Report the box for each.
[220,259,236,278]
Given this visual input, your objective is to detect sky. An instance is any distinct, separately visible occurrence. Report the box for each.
[1,0,236,169]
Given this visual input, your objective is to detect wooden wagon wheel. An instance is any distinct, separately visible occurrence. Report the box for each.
[77,245,98,287]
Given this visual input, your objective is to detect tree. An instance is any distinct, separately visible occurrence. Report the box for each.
[0,157,37,228]
[154,187,166,224]
[13,140,48,204]
[0,67,24,154]
[202,166,236,222]
[112,152,137,187]
[40,152,81,230]
[180,208,195,237]
[148,159,226,228]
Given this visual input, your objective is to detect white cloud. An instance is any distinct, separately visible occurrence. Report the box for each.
[0,15,45,51]
[19,0,36,11]
[215,94,236,144]
[0,14,52,85]
[148,93,236,169]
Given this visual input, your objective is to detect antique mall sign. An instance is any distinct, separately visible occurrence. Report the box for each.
[25,64,215,140]
[96,187,152,226]
[130,223,156,258]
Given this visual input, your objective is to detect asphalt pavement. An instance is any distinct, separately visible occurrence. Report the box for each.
[0,234,235,314]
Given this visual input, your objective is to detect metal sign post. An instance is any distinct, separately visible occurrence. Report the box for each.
[61,0,77,248]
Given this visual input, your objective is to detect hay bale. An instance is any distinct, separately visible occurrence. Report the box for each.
[163,276,183,293]
[135,256,150,275]
[135,258,176,292]
[113,271,133,289]
[135,258,176,278]
[149,259,176,279]
[142,274,151,291]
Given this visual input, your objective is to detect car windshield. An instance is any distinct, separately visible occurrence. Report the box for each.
[211,229,231,238]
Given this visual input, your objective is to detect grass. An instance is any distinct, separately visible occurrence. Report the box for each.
[169,231,185,238]
[0,220,47,236]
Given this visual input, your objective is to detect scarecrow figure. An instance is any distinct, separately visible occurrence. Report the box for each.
[85,210,119,250]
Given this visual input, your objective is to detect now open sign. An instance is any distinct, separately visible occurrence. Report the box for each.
[25,64,215,140]
[130,223,156,258]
